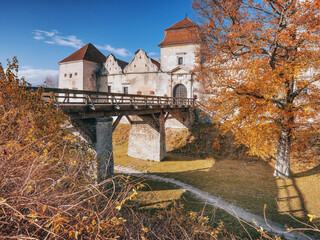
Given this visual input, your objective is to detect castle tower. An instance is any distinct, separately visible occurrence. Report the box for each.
[58,43,106,91]
[158,17,201,72]
[159,17,201,98]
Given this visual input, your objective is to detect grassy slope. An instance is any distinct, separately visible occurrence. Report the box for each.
[113,124,320,232]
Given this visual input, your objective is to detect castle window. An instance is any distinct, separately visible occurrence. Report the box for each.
[64,73,67,77]
[69,73,72,78]
[178,57,184,65]
[75,72,78,76]
[123,87,128,94]
[108,86,112,92]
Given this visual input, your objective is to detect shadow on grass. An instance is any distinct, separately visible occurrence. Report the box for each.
[292,165,320,178]
[114,124,319,237]
[167,123,262,162]
[124,175,273,239]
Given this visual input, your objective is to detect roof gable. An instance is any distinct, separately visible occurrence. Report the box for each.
[59,43,106,64]
[106,54,128,70]
[104,54,128,74]
[166,17,198,30]
[125,49,160,73]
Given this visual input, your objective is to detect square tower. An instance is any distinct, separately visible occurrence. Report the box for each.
[158,17,201,72]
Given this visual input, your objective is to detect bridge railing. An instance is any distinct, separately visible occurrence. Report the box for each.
[25,87,196,109]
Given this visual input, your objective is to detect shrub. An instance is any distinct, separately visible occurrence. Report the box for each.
[0,58,139,239]
[0,58,223,239]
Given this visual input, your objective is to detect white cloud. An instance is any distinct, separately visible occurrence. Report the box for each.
[33,30,83,49]
[53,35,83,48]
[96,44,132,58]
[19,66,58,86]
[33,29,132,58]
[34,35,44,40]
[148,52,158,57]
[44,41,55,44]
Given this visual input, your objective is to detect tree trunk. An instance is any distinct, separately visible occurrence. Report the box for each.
[274,127,291,178]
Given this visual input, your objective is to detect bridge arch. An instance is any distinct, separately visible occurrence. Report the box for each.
[173,84,187,98]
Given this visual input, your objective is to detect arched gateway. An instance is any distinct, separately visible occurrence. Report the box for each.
[173,84,187,98]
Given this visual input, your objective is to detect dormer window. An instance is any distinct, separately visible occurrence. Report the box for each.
[178,57,184,65]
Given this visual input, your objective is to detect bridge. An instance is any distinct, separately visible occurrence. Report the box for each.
[26,87,196,181]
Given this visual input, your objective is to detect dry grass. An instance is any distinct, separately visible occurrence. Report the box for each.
[113,123,320,235]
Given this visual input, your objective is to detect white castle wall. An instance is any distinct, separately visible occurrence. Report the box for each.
[160,44,199,72]
[59,60,84,90]
[83,60,101,91]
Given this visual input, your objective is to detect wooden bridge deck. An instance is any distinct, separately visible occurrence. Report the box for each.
[26,87,196,118]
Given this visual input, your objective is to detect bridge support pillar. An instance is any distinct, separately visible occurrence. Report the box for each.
[128,113,166,161]
[95,117,114,181]
[72,117,114,181]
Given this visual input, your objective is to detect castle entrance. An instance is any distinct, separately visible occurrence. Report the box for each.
[173,84,187,98]
[173,84,187,105]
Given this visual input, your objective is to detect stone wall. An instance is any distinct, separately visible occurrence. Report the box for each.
[127,114,166,161]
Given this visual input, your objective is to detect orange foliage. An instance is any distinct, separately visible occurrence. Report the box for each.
[0,58,233,239]
[213,137,221,150]
[193,0,320,178]
[0,58,138,239]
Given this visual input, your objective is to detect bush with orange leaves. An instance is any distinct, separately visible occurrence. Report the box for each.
[0,58,142,239]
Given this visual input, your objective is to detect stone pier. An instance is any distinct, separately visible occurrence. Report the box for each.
[95,117,114,181]
[127,113,166,161]
[72,117,114,181]
[70,109,195,177]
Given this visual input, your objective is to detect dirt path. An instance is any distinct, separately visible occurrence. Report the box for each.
[115,165,316,240]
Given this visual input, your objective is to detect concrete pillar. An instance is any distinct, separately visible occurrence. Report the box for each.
[72,117,114,181]
[95,117,114,181]
[128,113,166,161]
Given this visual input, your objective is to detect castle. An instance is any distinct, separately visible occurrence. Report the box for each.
[58,17,201,100]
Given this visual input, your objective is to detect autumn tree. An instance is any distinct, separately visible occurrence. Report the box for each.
[44,75,58,88]
[193,0,320,178]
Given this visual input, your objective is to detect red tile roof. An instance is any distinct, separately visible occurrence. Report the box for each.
[59,43,106,64]
[151,58,160,69]
[159,17,201,47]
[166,17,198,30]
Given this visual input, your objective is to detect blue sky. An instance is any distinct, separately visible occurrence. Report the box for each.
[0,0,195,85]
